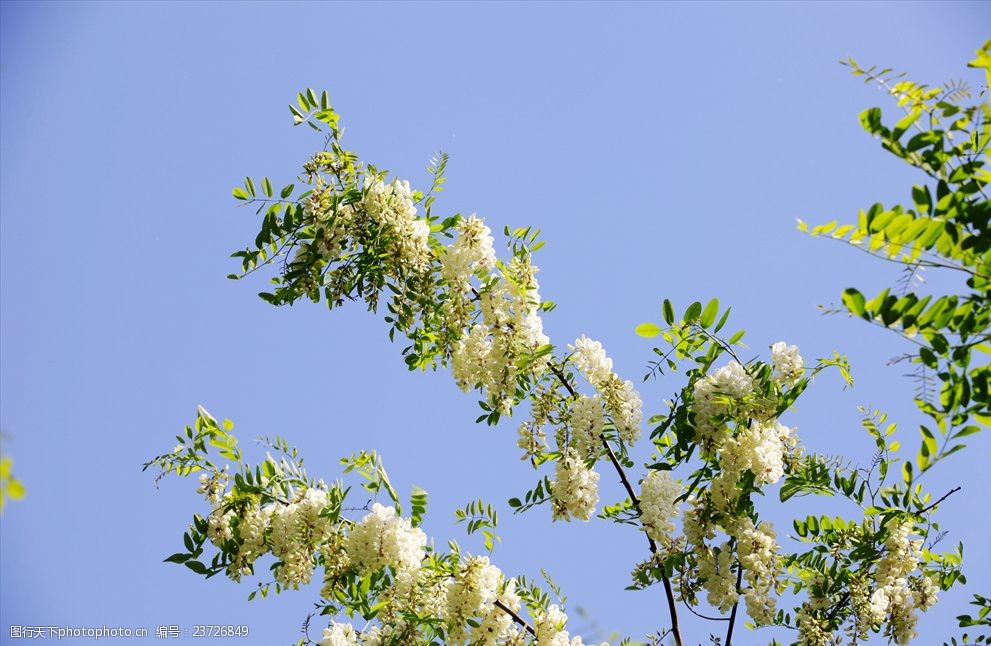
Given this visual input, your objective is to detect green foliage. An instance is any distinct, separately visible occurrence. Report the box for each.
[805,40,991,641]
[151,47,991,642]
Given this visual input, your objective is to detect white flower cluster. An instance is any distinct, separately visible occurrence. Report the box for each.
[443,555,503,643]
[698,542,739,612]
[717,420,792,494]
[692,515,782,622]
[198,471,227,505]
[865,519,935,645]
[320,622,359,646]
[639,470,681,545]
[517,385,557,460]
[568,336,643,444]
[361,176,432,273]
[469,578,522,646]
[298,182,357,265]
[771,341,805,388]
[345,503,426,575]
[691,361,755,451]
[550,448,600,522]
[795,604,830,646]
[569,395,604,460]
[533,604,600,646]
[736,518,781,625]
[450,255,549,415]
[269,487,333,588]
[206,503,235,546]
[441,215,497,292]
[228,501,269,581]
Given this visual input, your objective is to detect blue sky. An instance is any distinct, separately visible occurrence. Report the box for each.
[1,1,988,644]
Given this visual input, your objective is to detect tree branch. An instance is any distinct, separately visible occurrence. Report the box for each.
[724,563,744,645]
[494,599,537,637]
[919,485,961,514]
[549,361,683,646]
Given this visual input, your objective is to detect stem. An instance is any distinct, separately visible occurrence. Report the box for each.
[494,599,536,637]
[919,485,961,514]
[549,361,683,646]
[724,564,744,646]
[827,592,850,623]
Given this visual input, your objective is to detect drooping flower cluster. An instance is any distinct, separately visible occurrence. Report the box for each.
[697,541,739,612]
[320,622,359,646]
[639,470,681,545]
[361,176,432,273]
[449,253,550,415]
[532,604,602,646]
[569,395,604,460]
[677,345,805,626]
[269,487,334,588]
[550,448,600,522]
[345,502,426,575]
[735,518,781,625]
[569,336,644,444]
[771,341,805,388]
[862,519,935,645]
[441,215,497,293]
[691,361,756,452]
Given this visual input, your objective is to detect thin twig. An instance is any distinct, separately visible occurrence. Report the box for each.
[681,599,729,622]
[724,564,744,645]
[494,599,536,637]
[548,361,683,646]
[919,486,961,514]
[827,592,850,623]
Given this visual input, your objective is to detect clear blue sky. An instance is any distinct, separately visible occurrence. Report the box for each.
[1,2,988,644]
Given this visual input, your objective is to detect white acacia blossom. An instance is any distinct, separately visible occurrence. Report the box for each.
[268,487,332,588]
[569,395,604,459]
[320,622,359,646]
[691,361,755,452]
[441,214,497,288]
[869,519,931,645]
[533,604,601,646]
[361,176,431,273]
[569,336,643,444]
[639,470,682,544]
[551,448,600,522]
[345,503,426,574]
[443,555,503,643]
[771,341,805,388]
[735,518,781,626]
[467,575,522,645]
[698,543,739,612]
[718,419,790,486]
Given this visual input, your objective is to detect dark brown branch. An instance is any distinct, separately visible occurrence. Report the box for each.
[549,361,683,646]
[826,592,850,623]
[549,362,578,398]
[494,599,536,637]
[681,599,730,622]
[724,563,744,645]
[919,486,961,514]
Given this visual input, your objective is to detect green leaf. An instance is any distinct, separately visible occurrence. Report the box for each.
[232,187,249,200]
[245,177,256,197]
[842,288,866,317]
[262,177,273,198]
[700,298,719,328]
[684,301,702,325]
[184,560,209,575]
[662,299,675,325]
[635,323,662,338]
